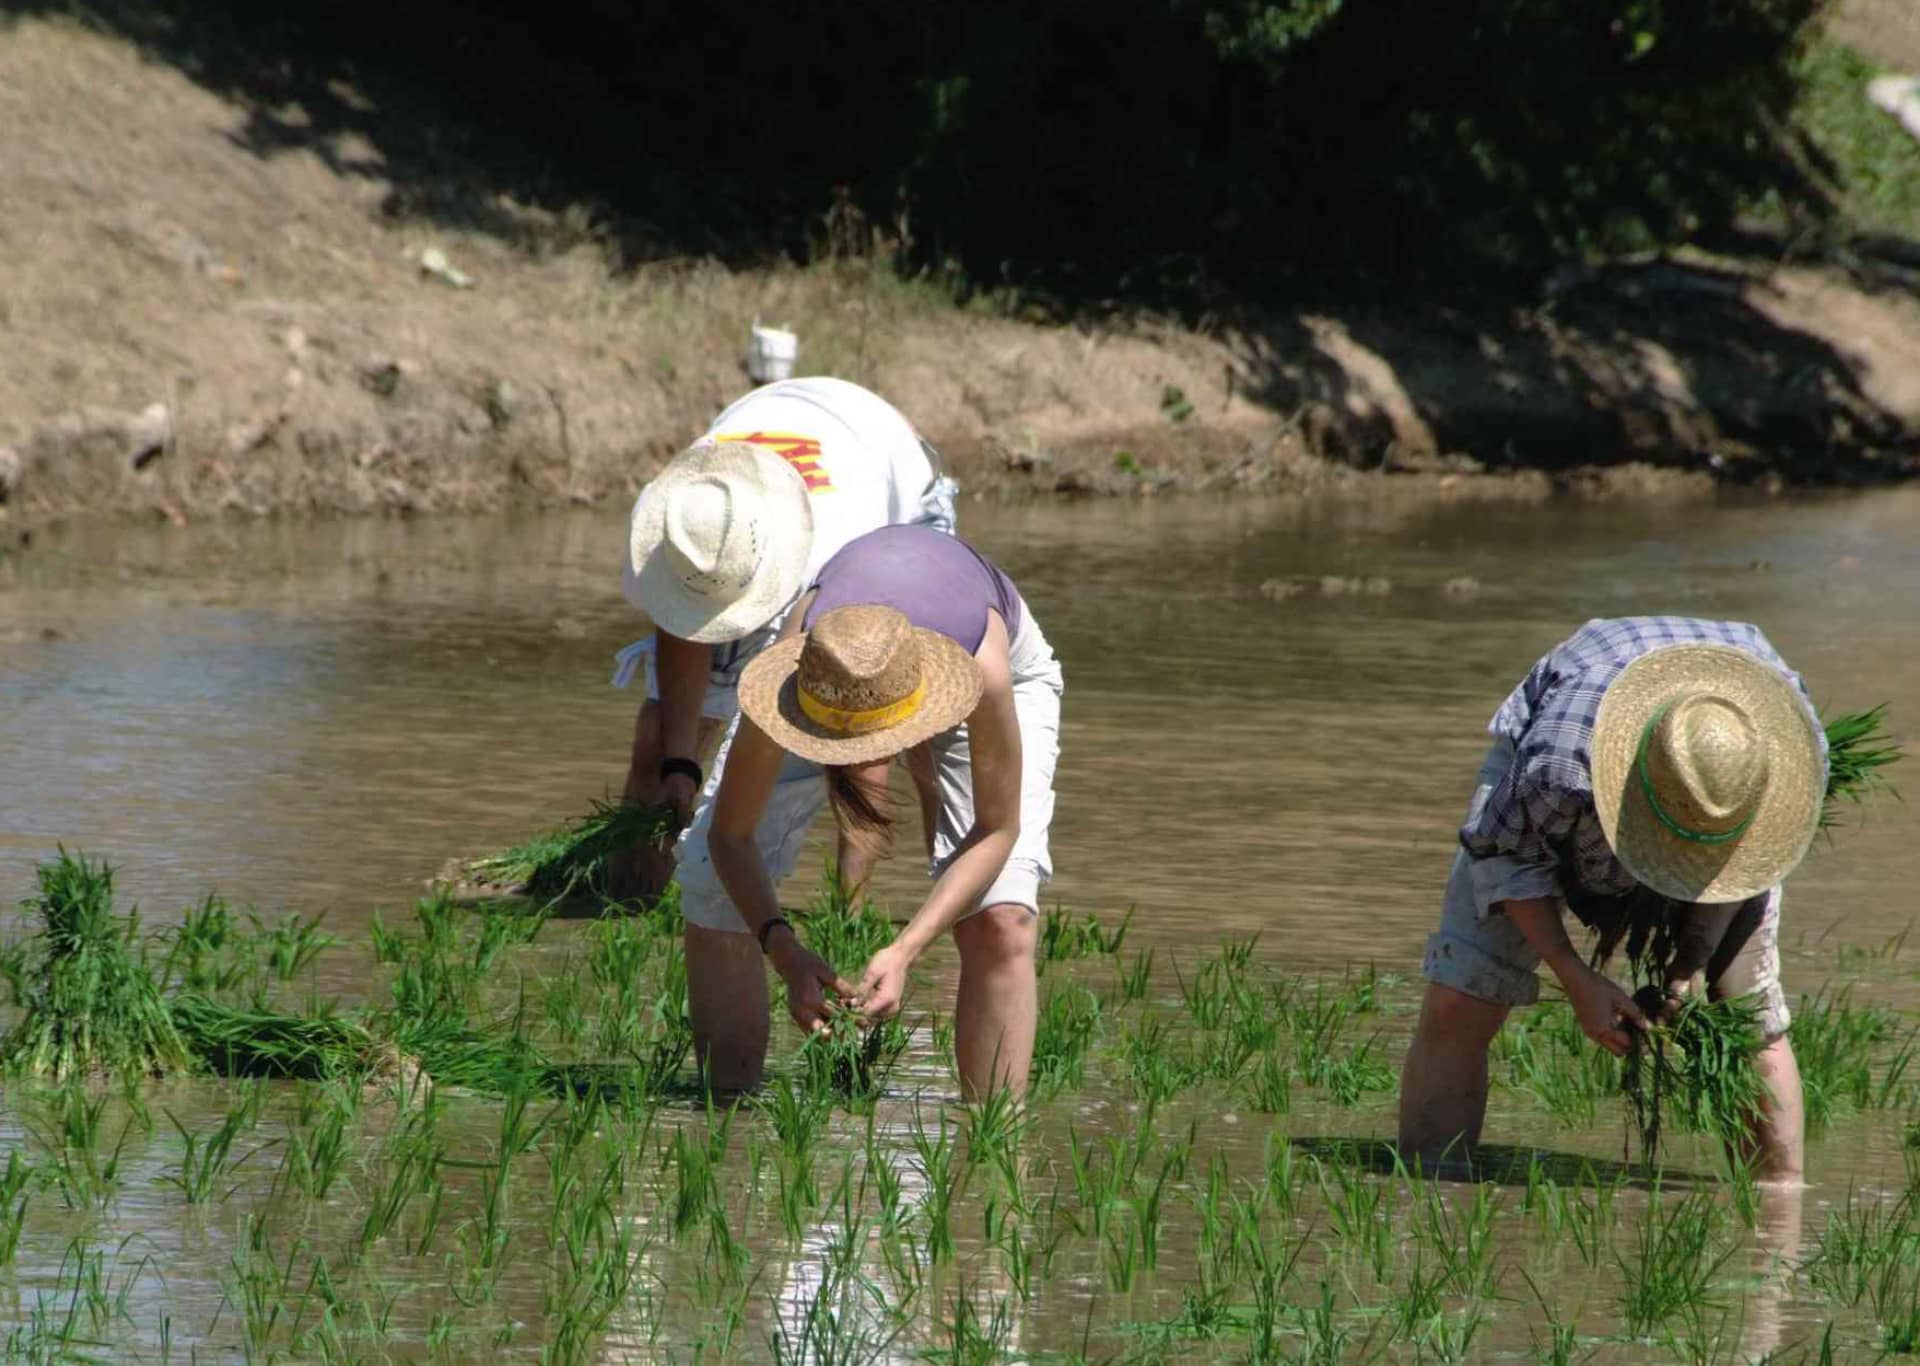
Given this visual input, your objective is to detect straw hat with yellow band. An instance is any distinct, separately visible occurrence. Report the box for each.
[738,604,984,766]
[1590,644,1827,903]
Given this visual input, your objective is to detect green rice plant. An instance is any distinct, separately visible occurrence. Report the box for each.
[159,894,257,994]
[1804,1189,1920,1307]
[1119,1013,1200,1104]
[160,1088,268,1203]
[253,910,335,982]
[4,1236,149,1362]
[1616,1183,1734,1336]
[540,1167,650,1366]
[1410,1179,1503,1299]
[0,1149,34,1271]
[1030,982,1101,1099]
[1521,1269,1581,1365]
[909,1102,959,1265]
[219,1214,310,1357]
[357,1089,446,1251]
[1522,1165,1617,1270]
[279,1082,357,1200]
[0,852,194,1080]
[962,1078,1030,1195]
[1793,986,1916,1135]
[764,1073,830,1241]
[1243,1045,1294,1113]
[796,865,900,971]
[1113,946,1154,1005]
[1039,905,1131,964]
[170,994,376,1080]
[1313,1154,1392,1283]
[936,1281,1017,1365]
[1622,992,1770,1167]
[1413,1303,1488,1364]
[542,967,589,1048]
[800,1016,908,1110]
[1497,1002,1620,1127]
[666,1108,735,1239]
[464,798,673,903]
[1822,705,1902,831]
[30,1078,142,1208]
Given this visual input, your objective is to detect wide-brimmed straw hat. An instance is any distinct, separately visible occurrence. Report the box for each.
[738,605,984,766]
[623,439,814,644]
[1591,644,1826,903]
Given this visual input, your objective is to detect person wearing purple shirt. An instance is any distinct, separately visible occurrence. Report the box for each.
[689,525,1064,1100]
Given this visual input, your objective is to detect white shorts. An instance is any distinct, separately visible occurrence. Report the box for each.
[676,602,1063,933]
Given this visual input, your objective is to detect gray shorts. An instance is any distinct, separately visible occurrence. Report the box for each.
[1423,741,1791,1038]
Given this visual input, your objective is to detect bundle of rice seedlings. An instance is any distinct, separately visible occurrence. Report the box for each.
[1622,988,1769,1168]
[0,852,194,1081]
[169,995,378,1080]
[462,799,673,902]
[1823,705,1902,830]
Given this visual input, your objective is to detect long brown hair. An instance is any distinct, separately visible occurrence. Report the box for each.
[827,763,897,841]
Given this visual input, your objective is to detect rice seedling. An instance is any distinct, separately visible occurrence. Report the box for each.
[0,1149,34,1271]
[909,1102,960,1265]
[160,894,257,994]
[764,1073,829,1241]
[464,798,673,903]
[171,994,376,1080]
[1313,1153,1393,1283]
[1621,991,1771,1167]
[219,1214,311,1357]
[253,909,336,982]
[4,1236,150,1362]
[278,1082,357,1201]
[935,1281,1018,1365]
[160,1086,269,1203]
[801,1015,908,1110]
[962,1078,1030,1194]
[1792,986,1916,1134]
[1822,704,1903,830]
[1410,1179,1503,1299]
[0,852,194,1080]
[1119,1013,1200,1104]
[1616,1183,1734,1336]
[1497,1002,1620,1127]
[1804,1189,1920,1307]
[796,865,900,971]
[30,1077,143,1208]
[1030,982,1101,1099]
[1112,946,1154,1005]
[1243,1045,1294,1113]
[1039,906,1131,964]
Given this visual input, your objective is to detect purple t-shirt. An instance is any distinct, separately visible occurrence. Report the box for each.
[803,525,1022,653]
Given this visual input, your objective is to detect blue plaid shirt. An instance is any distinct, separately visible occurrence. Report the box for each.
[1460,617,1824,903]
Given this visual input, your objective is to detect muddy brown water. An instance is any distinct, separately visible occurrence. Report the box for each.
[1,488,1918,1359]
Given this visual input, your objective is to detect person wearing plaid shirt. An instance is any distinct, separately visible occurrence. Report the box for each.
[1398,617,1827,1180]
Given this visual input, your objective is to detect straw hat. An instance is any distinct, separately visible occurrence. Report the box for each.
[1591,644,1826,902]
[623,439,814,643]
[738,605,984,765]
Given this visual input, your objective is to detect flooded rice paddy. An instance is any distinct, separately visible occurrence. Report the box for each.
[1,488,1918,1361]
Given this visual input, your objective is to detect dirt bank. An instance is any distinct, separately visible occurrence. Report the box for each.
[3,14,1919,536]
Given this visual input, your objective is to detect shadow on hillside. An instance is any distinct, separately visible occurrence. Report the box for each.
[6,0,1919,484]
[1235,255,1920,486]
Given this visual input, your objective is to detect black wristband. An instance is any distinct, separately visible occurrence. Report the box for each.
[659,756,703,788]
[757,916,793,955]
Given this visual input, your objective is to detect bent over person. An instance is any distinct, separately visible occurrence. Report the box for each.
[610,377,955,902]
[701,524,1064,1098]
[1399,617,1827,1180]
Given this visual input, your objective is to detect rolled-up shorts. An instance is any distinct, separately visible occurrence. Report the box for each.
[1422,739,1791,1039]
[676,600,1063,933]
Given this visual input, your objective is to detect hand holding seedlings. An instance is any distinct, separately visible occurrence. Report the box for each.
[770,934,855,1035]
[854,943,911,1022]
[1565,960,1651,1058]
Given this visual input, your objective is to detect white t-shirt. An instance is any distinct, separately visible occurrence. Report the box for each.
[702,376,944,581]
[612,377,955,702]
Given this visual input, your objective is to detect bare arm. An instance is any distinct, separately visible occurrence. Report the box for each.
[856,615,1021,1018]
[709,713,855,1032]
[1501,895,1650,1056]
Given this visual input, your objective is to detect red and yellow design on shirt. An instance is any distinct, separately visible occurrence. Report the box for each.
[710,431,833,493]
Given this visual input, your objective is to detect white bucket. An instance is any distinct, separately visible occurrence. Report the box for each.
[747,323,798,383]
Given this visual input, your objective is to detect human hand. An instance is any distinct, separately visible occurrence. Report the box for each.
[855,944,912,1022]
[1565,963,1651,1057]
[773,939,856,1036]
[660,771,699,834]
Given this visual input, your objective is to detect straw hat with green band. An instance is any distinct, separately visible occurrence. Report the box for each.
[1590,644,1827,902]
[739,604,984,766]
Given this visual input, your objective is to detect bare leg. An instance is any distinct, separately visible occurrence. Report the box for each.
[1743,1033,1805,1185]
[1397,983,1511,1170]
[951,905,1038,1102]
[685,923,770,1095]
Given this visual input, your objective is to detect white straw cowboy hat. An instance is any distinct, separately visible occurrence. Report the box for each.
[739,605,984,766]
[1591,644,1826,902]
[624,439,814,644]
